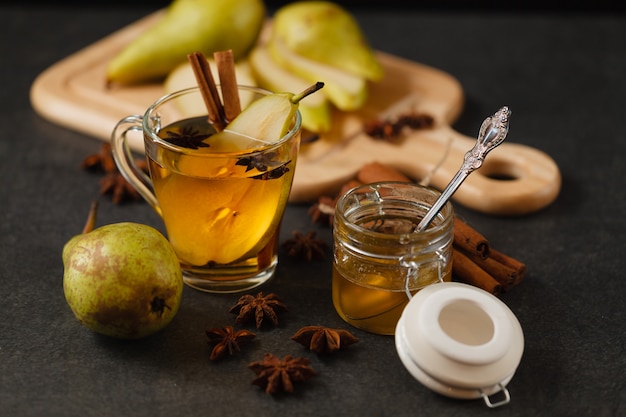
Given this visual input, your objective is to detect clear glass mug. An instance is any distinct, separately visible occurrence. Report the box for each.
[332,182,454,335]
[111,86,301,293]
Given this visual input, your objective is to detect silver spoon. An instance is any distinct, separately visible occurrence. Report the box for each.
[414,106,511,232]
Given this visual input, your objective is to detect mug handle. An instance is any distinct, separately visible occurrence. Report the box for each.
[110,115,160,213]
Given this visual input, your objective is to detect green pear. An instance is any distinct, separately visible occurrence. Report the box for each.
[272,1,383,82]
[63,204,183,339]
[107,0,266,85]
[204,81,324,151]
[269,37,367,111]
[249,45,332,133]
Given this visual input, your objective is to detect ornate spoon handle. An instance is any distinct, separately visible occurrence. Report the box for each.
[415,106,511,232]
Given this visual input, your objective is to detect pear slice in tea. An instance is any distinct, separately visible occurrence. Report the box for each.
[205,82,324,152]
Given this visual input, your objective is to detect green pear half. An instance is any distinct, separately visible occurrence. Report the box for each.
[272,1,383,82]
[269,37,367,112]
[107,0,265,85]
[249,45,332,133]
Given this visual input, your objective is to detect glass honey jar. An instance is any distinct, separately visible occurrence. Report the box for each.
[332,182,454,335]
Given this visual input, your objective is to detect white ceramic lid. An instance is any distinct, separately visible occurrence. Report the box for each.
[395,282,524,402]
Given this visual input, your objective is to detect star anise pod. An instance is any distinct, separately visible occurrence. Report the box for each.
[308,195,336,226]
[205,326,256,361]
[98,171,138,204]
[236,151,282,172]
[81,142,116,173]
[282,230,328,262]
[82,143,149,204]
[291,325,359,354]
[229,292,287,329]
[364,111,434,141]
[248,353,316,395]
[250,163,290,180]
[163,126,210,149]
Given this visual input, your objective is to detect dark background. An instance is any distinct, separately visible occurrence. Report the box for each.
[5,0,626,13]
[1,1,625,417]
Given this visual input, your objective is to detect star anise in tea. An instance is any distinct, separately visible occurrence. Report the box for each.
[205,326,256,361]
[282,230,328,262]
[229,292,287,329]
[291,325,359,354]
[248,353,316,395]
[163,126,210,149]
[250,164,290,180]
[236,151,281,172]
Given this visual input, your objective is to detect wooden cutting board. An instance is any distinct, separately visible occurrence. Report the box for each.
[30,11,560,215]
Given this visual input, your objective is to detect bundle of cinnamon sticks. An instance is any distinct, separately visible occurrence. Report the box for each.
[188,50,241,129]
[310,161,526,295]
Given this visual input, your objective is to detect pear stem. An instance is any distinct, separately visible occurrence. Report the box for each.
[291,82,325,104]
[82,200,99,234]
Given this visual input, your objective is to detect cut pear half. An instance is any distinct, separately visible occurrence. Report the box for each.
[269,38,367,112]
[249,45,332,133]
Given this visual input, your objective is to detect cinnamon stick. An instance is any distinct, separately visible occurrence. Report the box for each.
[453,216,490,259]
[356,161,411,184]
[453,245,514,289]
[336,179,363,201]
[453,219,526,290]
[187,51,226,130]
[452,249,502,295]
[213,49,241,121]
[487,247,526,289]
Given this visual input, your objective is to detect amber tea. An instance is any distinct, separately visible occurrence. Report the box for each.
[147,116,296,288]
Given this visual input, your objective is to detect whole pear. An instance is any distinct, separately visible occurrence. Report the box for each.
[272,1,383,81]
[106,0,266,85]
[63,207,183,339]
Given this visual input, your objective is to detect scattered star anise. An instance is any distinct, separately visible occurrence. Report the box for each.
[98,161,148,204]
[229,292,287,329]
[205,326,256,361]
[81,142,116,173]
[364,111,434,141]
[307,195,336,226]
[291,325,359,354]
[163,126,210,149]
[248,353,316,395]
[282,230,328,262]
[82,143,149,204]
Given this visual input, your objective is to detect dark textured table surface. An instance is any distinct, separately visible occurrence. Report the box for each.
[2,4,625,417]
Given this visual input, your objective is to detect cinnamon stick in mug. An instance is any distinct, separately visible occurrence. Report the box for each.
[214,49,241,121]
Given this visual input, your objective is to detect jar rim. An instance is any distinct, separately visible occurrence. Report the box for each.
[335,181,454,240]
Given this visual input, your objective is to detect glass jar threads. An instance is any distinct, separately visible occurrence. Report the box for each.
[332,182,454,335]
